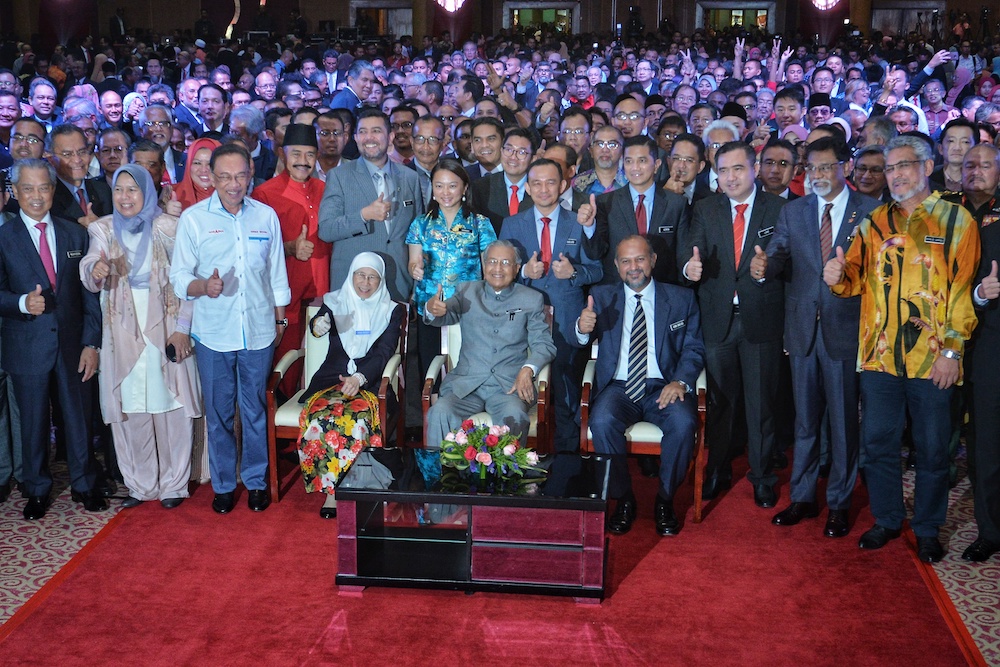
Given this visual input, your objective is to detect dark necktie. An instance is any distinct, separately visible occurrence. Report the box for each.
[35,222,57,289]
[636,193,647,235]
[77,187,88,214]
[626,294,647,402]
[820,202,834,260]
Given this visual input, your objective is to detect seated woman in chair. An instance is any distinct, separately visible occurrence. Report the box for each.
[297,252,405,518]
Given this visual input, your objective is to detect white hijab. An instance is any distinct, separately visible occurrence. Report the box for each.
[323,252,395,375]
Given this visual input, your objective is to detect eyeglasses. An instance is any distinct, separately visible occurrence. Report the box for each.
[708,142,725,150]
[485,257,515,267]
[670,155,697,164]
[318,129,343,138]
[56,148,92,159]
[659,132,679,140]
[883,159,923,175]
[614,112,645,122]
[762,159,794,168]
[592,140,621,150]
[440,115,457,123]
[803,161,844,175]
[12,133,43,144]
[560,128,588,136]
[0,81,15,89]
[413,135,442,145]
[854,165,885,175]
[502,145,532,158]
[144,120,170,128]
[390,121,414,131]
[741,103,757,110]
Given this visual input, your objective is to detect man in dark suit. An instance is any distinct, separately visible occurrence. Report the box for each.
[424,241,557,447]
[472,127,536,234]
[109,8,127,42]
[464,117,505,184]
[0,159,104,520]
[758,139,800,200]
[45,125,113,225]
[755,136,880,537]
[683,141,787,508]
[576,236,705,535]
[579,135,690,287]
[500,158,603,453]
[330,60,375,116]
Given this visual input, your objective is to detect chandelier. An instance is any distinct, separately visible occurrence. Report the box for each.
[811,0,842,8]
[435,0,467,12]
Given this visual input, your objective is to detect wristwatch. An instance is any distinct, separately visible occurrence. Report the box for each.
[940,349,961,361]
[674,379,690,393]
[276,318,289,327]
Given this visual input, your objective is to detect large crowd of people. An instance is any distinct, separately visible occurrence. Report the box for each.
[0,16,999,567]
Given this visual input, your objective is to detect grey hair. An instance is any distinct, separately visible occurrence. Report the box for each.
[483,239,522,264]
[701,119,740,144]
[28,78,57,99]
[229,105,265,136]
[347,59,375,79]
[10,158,57,186]
[138,103,174,126]
[884,134,933,163]
[975,102,1000,123]
[62,97,99,121]
[147,83,175,103]
[44,123,87,153]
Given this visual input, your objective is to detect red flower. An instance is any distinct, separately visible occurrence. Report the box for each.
[485,434,499,446]
[332,403,345,417]
[464,446,476,461]
[350,398,370,413]
[311,398,330,411]
[370,434,383,448]
[461,419,474,431]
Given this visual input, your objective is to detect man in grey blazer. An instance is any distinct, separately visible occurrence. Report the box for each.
[318,108,424,302]
[753,136,879,537]
[424,240,556,448]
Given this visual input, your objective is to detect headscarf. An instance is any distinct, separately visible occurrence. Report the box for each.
[323,252,395,375]
[896,99,929,135]
[173,137,221,210]
[781,125,808,143]
[111,164,160,288]
[947,66,974,107]
[696,74,718,94]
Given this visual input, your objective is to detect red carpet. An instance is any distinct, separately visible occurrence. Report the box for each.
[0,460,975,666]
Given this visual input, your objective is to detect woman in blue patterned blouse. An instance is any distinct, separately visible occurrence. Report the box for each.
[406,158,497,376]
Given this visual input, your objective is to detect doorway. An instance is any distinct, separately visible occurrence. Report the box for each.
[696,2,776,33]
[502,2,581,35]
[349,0,413,41]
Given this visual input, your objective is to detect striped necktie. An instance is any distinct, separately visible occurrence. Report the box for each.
[625,294,647,402]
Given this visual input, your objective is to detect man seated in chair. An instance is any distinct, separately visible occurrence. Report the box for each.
[576,236,705,536]
[424,240,556,450]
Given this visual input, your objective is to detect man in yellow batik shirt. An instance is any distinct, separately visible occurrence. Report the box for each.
[824,135,980,564]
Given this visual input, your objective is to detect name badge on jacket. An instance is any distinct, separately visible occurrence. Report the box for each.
[66,250,82,259]
[565,237,578,245]
[670,319,686,331]
[757,226,775,238]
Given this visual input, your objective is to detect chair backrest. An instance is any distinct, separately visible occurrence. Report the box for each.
[302,300,409,389]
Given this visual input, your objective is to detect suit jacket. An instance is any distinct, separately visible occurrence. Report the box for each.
[330,86,363,114]
[253,146,279,181]
[971,215,1000,383]
[0,213,101,375]
[583,186,689,286]
[51,178,113,220]
[579,281,705,399]
[427,281,556,399]
[471,172,534,234]
[517,83,544,111]
[172,104,201,134]
[499,206,603,344]
[318,157,425,302]
[765,190,879,360]
[684,189,787,345]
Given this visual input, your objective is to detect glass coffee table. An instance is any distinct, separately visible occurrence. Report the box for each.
[336,449,610,602]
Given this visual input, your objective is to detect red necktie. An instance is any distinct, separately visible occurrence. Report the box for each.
[77,188,87,214]
[540,217,552,274]
[820,202,834,261]
[509,184,519,216]
[733,203,748,269]
[636,194,647,235]
[35,222,57,289]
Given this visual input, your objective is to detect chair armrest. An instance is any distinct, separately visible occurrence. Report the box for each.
[696,368,707,412]
[381,354,402,388]
[274,348,305,377]
[535,363,550,405]
[579,360,596,451]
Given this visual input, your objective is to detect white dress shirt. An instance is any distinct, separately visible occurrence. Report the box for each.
[171,193,291,352]
[613,281,662,381]
[817,184,850,247]
[17,210,58,313]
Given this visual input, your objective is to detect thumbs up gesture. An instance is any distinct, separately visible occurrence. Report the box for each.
[26,284,45,316]
[206,268,224,298]
[522,251,544,279]
[577,194,597,228]
[294,224,315,261]
[426,284,447,318]
[578,295,597,334]
[749,244,767,280]
[78,201,98,227]
[686,246,703,282]
[163,186,182,216]
[552,252,574,279]
[363,192,392,223]
[979,260,1000,300]
[91,250,111,282]
[823,247,846,287]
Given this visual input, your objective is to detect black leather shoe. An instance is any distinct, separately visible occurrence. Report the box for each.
[961,537,1000,562]
[607,494,636,535]
[160,498,185,509]
[858,524,902,550]
[654,495,680,536]
[247,489,271,512]
[753,484,777,508]
[772,501,819,526]
[319,506,337,519]
[0,481,10,503]
[917,536,945,563]
[771,450,789,471]
[701,473,732,500]
[637,455,660,478]
[824,510,850,538]
[120,497,143,508]
[213,492,235,514]
[96,477,117,498]
[81,491,109,512]
[23,495,50,520]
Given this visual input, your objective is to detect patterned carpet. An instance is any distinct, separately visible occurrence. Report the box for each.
[1,454,998,664]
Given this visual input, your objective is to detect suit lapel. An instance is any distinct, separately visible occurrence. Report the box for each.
[607,288,625,361]
[552,206,572,255]
[739,191,767,270]
[805,194,823,264]
[717,196,738,271]
[355,160,378,209]
[650,192,668,233]
[615,189,637,234]
[55,181,83,219]
[835,193,862,255]
[653,283,669,359]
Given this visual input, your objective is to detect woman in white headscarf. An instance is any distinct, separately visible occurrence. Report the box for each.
[297,252,405,518]
[80,164,202,509]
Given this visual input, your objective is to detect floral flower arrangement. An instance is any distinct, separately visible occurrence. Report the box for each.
[440,420,543,481]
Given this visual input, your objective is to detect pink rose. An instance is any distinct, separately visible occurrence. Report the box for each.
[444,432,456,442]
[489,424,504,437]
[455,431,468,445]
[498,424,511,435]
[526,451,539,465]
[475,452,493,466]
[502,443,517,456]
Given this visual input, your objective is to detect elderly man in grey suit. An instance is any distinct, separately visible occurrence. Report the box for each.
[424,240,556,448]
[319,108,424,302]
[751,136,880,537]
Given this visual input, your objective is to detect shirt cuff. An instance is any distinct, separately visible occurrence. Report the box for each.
[974,283,990,307]
[575,319,590,345]
[582,224,595,239]
[522,364,538,377]
[18,294,28,314]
